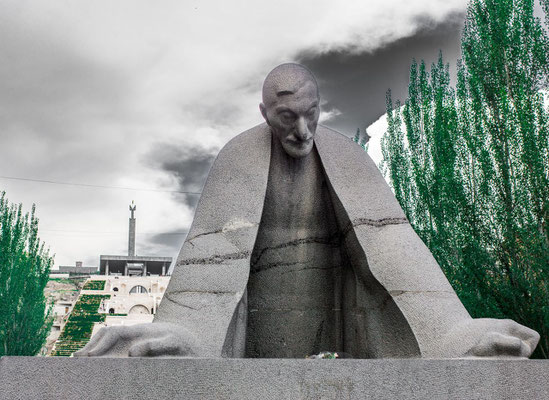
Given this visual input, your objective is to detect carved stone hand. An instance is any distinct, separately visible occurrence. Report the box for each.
[439,318,540,358]
[74,323,202,358]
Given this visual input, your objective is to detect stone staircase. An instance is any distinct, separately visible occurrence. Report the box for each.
[50,293,110,357]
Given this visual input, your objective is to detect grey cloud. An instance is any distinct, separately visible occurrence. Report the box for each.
[298,12,464,136]
[0,2,469,270]
[179,101,244,127]
[0,12,134,183]
[0,18,130,136]
[136,240,179,260]
[141,228,188,259]
[145,143,216,208]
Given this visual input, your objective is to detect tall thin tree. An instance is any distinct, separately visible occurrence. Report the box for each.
[0,192,53,355]
[381,0,549,357]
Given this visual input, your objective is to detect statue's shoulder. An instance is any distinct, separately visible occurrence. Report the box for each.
[315,124,360,152]
[315,124,379,175]
[218,123,270,156]
[208,123,271,173]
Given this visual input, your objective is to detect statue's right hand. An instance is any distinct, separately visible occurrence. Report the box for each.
[73,322,201,358]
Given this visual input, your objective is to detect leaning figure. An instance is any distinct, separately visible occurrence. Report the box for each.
[76,63,539,359]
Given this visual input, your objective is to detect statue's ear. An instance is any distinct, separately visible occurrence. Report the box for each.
[259,103,269,125]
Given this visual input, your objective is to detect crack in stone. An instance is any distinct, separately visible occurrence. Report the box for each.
[281,265,340,275]
[164,293,198,310]
[251,235,340,268]
[186,221,258,244]
[251,260,303,274]
[389,290,455,297]
[179,250,250,265]
[187,229,223,243]
[166,289,235,296]
[164,289,238,311]
[340,217,408,237]
[181,218,407,269]
[252,262,340,275]
[249,307,341,312]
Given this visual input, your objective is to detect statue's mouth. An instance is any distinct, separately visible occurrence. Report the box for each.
[286,138,312,147]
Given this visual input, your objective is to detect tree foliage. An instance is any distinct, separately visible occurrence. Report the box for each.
[0,192,54,356]
[353,128,370,151]
[381,0,549,358]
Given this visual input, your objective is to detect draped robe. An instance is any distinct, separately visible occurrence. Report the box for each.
[154,123,472,358]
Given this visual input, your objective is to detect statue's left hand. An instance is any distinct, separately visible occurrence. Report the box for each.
[441,318,540,358]
[73,322,202,358]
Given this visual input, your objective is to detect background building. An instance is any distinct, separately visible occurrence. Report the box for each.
[49,203,173,356]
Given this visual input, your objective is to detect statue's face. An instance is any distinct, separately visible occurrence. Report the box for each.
[260,80,320,159]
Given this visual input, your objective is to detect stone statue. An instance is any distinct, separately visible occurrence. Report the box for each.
[129,201,136,219]
[76,63,539,359]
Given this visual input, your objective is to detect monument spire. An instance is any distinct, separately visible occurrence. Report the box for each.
[128,201,136,256]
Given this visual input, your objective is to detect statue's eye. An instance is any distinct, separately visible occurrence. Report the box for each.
[307,107,317,117]
[279,111,296,123]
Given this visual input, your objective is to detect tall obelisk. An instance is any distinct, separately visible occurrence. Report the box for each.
[128,201,136,256]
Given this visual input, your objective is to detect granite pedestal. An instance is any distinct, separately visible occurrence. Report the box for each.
[1,357,548,399]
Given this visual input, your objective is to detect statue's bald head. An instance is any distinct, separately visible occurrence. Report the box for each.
[262,63,319,107]
[260,64,320,159]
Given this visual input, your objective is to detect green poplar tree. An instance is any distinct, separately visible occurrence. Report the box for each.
[381,0,549,358]
[353,128,361,144]
[0,192,54,355]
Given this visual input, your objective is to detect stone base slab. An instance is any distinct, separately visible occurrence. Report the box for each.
[1,357,548,399]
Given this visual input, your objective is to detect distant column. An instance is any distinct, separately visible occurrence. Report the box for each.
[105,261,109,276]
[128,201,137,257]
[162,262,166,276]
[124,263,128,276]
[143,263,147,277]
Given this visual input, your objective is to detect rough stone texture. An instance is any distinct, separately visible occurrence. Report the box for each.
[152,124,272,358]
[77,123,539,359]
[2,357,548,399]
[315,127,538,358]
[76,64,539,359]
[246,135,344,358]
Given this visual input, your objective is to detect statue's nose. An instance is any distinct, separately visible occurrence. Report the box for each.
[295,118,311,141]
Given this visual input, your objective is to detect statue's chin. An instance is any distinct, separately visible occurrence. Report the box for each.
[282,141,314,159]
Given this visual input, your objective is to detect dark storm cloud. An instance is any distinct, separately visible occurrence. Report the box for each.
[145,143,217,208]
[141,228,188,259]
[0,1,470,267]
[146,229,187,249]
[298,12,464,136]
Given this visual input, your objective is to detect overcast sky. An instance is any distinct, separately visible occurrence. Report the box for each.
[0,0,468,268]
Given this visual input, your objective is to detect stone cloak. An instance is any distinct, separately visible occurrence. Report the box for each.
[154,123,471,358]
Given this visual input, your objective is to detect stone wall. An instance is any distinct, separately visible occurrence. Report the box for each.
[2,357,548,399]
